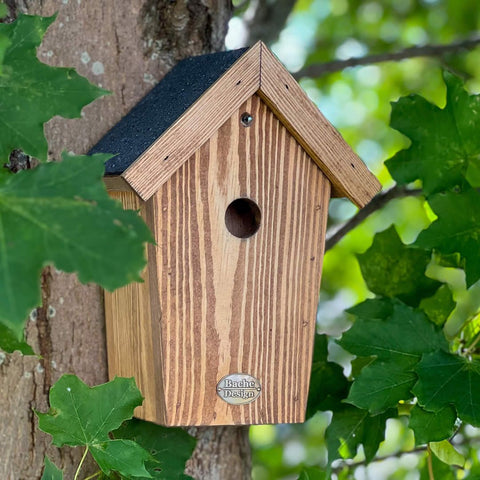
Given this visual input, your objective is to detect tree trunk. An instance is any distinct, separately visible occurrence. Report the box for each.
[0,1,251,478]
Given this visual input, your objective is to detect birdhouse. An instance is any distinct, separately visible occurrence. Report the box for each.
[92,42,380,427]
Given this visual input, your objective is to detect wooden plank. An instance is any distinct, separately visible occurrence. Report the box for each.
[122,42,262,202]
[258,43,381,208]
[148,95,330,426]
[103,191,166,424]
[103,175,134,192]
[121,41,379,207]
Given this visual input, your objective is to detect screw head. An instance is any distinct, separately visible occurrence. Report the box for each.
[241,112,253,127]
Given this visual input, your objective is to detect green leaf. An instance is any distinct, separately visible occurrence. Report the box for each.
[419,450,455,480]
[0,14,108,163]
[420,285,456,327]
[340,298,448,413]
[409,405,457,445]
[386,71,480,196]
[297,466,326,480]
[415,189,480,287]
[465,464,480,480]
[430,439,465,467]
[90,440,153,478]
[358,227,440,306]
[414,350,480,426]
[36,375,143,446]
[325,405,393,464]
[114,418,196,480]
[0,3,7,18]
[306,334,349,418]
[0,323,34,354]
[0,32,9,75]
[0,153,153,345]
[347,360,417,414]
[41,457,63,480]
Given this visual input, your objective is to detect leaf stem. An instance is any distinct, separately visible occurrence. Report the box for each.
[427,444,435,480]
[83,471,102,480]
[464,330,480,357]
[74,446,89,480]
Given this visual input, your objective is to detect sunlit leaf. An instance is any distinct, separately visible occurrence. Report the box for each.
[0,14,108,162]
[386,71,480,196]
[0,153,152,349]
[430,440,465,467]
[419,449,456,480]
[36,375,143,446]
[36,375,153,478]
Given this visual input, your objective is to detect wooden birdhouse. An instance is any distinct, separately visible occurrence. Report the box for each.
[92,42,380,427]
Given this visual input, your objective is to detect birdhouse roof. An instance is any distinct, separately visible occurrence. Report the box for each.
[91,42,380,207]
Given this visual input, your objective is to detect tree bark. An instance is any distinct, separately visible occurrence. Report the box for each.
[0,1,251,479]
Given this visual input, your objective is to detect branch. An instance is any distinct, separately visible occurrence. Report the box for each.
[296,36,480,78]
[332,445,428,473]
[244,0,296,46]
[325,186,422,251]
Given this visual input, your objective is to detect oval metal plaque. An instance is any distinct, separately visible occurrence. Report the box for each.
[216,373,262,405]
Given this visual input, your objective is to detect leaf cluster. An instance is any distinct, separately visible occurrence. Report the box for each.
[306,71,480,476]
[38,376,196,479]
[0,14,153,353]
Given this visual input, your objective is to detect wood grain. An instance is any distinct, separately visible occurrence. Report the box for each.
[104,176,134,192]
[108,95,331,426]
[122,41,380,208]
[258,43,381,207]
[104,192,166,423]
[122,42,262,202]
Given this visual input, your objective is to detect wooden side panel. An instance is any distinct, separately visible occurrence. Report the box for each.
[148,95,330,426]
[258,43,381,208]
[104,176,134,192]
[103,191,166,423]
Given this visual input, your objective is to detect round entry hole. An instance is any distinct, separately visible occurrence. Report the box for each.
[225,198,261,238]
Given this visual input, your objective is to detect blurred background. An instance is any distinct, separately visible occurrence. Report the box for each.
[223,1,480,478]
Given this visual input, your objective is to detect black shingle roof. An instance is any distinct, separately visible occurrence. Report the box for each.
[89,48,249,175]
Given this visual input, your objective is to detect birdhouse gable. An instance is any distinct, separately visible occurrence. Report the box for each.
[91,47,248,176]
[93,42,380,207]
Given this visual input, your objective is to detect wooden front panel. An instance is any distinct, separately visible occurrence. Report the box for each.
[148,95,330,426]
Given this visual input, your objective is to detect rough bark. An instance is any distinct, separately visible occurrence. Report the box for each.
[0,1,251,479]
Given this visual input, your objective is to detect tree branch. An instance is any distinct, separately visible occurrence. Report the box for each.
[296,36,480,78]
[332,445,428,473]
[244,0,296,46]
[325,186,422,251]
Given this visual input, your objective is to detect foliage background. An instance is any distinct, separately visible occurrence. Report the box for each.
[2,0,480,478]
[225,0,480,478]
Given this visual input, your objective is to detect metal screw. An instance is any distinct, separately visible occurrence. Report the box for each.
[241,112,253,127]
